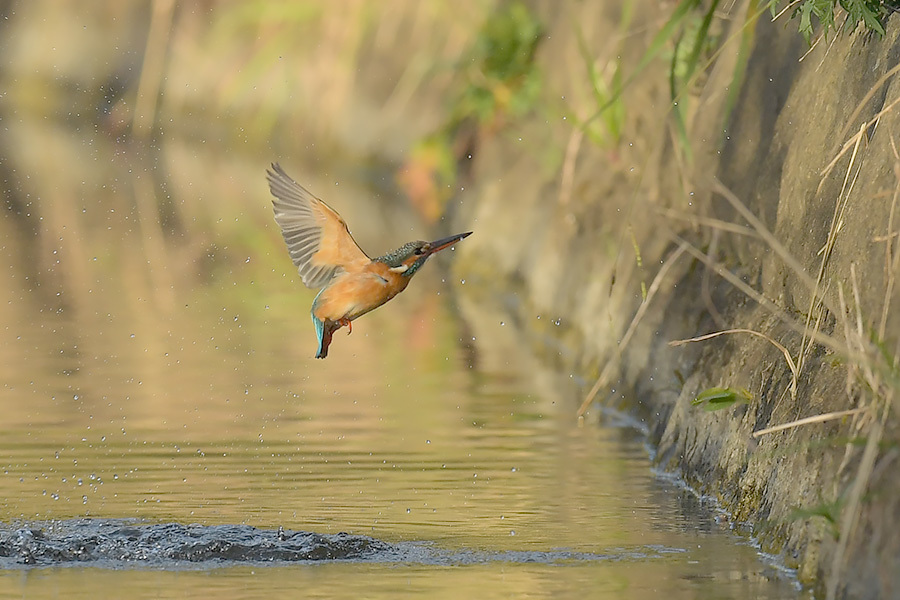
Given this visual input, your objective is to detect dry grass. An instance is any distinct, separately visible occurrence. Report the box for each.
[667,125,897,600]
[825,263,895,599]
[751,407,866,438]
[651,170,897,599]
[575,28,900,589]
[576,241,688,417]
[669,328,799,400]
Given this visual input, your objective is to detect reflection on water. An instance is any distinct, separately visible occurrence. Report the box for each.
[0,130,802,598]
[0,23,804,593]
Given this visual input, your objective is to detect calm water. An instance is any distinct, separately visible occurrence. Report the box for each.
[0,311,802,600]
[0,20,805,587]
[0,132,802,597]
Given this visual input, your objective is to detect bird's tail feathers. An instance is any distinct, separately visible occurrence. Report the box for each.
[312,313,328,359]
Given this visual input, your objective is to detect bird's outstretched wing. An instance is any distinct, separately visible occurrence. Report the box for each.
[267,163,370,289]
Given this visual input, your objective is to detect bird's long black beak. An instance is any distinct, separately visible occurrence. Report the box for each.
[427,231,472,255]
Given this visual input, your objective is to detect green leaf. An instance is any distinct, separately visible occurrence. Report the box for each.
[691,386,753,411]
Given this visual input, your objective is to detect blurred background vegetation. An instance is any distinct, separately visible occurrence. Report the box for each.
[0,0,546,317]
[0,0,498,391]
[0,0,632,404]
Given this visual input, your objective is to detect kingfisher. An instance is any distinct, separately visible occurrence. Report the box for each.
[266,163,472,359]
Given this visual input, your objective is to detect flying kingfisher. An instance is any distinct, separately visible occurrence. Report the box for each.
[266,163,472,359]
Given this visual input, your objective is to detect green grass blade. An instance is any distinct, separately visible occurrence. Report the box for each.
[581,0,701,131]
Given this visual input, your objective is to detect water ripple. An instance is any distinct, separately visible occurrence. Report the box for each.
[0,519,681,570]
[0,519,390,567]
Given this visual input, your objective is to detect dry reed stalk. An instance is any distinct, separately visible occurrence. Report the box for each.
[577,241,688,416]
[133,0,176,138]
[751,407,866,438]
[837,62,900,143]
[657,207,759,237]
[799,122,866,378]
[819,96,900,190]
[558,128,584,207]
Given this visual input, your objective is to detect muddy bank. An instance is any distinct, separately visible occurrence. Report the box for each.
[451,6,900,599]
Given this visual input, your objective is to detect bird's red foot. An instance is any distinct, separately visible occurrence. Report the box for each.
[339,318,352,335]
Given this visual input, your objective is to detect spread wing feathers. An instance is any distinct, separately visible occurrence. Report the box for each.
[267,163,370,289]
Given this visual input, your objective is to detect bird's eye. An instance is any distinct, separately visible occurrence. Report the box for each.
[414,248,424,255]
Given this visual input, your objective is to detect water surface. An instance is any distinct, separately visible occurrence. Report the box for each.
[0,213,802,598]
[0,45,804,594]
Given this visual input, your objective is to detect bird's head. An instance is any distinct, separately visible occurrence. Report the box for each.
[378,231,472,277]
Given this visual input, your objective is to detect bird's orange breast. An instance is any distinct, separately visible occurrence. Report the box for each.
[312,263,410,322]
